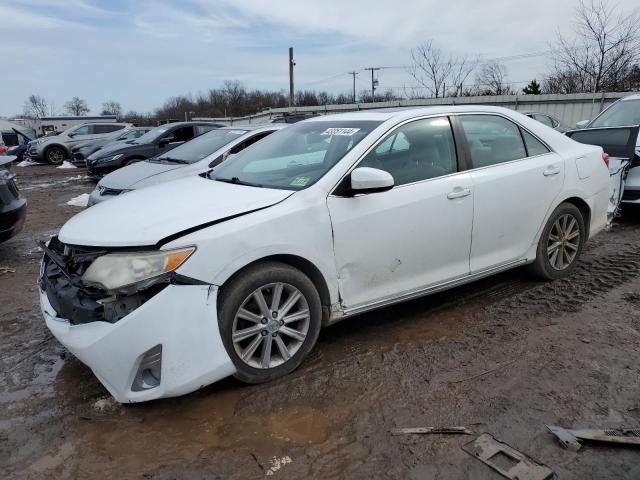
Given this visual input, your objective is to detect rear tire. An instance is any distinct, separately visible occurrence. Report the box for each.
[218,261,322,384]
[530,202,585,280]
[45,146,66,165]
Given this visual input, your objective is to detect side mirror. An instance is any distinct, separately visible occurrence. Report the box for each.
[575,120,589,129]
[67,132,76,138]
[350,167,394,194]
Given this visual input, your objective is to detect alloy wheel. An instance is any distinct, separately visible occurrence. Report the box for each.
[47,148,64,164]
[547,213,580,270]
[232,282,310,369]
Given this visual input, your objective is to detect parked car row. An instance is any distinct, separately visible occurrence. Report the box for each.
[39,105,612,403]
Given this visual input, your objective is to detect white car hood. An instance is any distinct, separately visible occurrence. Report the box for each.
[60,176,293,247]
[100,160,185,190]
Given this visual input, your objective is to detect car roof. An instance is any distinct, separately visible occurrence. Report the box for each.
[301,105,532,123]
[620,94,640,101]
[155,121,223,128]
[217,124,288,132]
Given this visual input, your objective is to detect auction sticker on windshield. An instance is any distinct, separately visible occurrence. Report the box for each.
[321,128,360,136]
[290,176,310,186]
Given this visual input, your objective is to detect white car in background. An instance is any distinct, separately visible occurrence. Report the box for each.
[40,106,609,403]
[88,124,286,205]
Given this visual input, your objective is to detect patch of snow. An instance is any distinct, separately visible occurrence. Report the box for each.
[66,193,89,207]
[16,159,38,167]
[57,161,77,170]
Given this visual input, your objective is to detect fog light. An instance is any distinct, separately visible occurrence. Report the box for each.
[131,344,162,392]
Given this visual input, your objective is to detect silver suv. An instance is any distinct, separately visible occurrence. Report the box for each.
[27,122,130,165]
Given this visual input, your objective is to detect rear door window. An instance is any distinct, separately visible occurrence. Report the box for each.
[359,116,457,186]
[521,130,550,156]
[171,126,195,142]
[459,115,527,168]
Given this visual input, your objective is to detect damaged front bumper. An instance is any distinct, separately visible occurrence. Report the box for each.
[39,238,235,403]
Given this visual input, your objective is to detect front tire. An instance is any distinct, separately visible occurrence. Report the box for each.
[218,262,322,384]
[45,146,66,165]
[530,202,585,280]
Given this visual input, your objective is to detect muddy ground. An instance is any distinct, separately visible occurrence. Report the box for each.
[1,164,640,479]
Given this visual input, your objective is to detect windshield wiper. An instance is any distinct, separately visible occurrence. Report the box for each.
[159,157,190,164]
[214,176,263,187]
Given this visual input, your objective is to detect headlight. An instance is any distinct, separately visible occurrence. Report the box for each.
[111,154,123,161]
[82,247,195,290]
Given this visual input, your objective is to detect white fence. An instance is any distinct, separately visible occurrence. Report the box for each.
[195,91,636,128]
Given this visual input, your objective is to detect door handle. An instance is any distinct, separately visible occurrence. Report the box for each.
[447,187,472,199]
[543,166,561,176]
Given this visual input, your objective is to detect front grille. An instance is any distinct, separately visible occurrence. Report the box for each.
[622,189,640,201]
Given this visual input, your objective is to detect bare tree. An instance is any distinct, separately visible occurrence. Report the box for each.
[447,55,479,96]
[408,41,478,98]
[101,100,122,118]
[22,94,49,118]
[409,41,452,98]
[64,97,90,116]
[474,61,513,95]
[549,0,640,93]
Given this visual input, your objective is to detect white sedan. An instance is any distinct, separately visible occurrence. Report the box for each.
[39,106,609,403]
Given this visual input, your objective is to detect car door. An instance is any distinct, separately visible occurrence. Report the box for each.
[456,114,564,273]
[327,116,474,310]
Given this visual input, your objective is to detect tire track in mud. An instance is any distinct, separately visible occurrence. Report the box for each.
[487,244,640,319]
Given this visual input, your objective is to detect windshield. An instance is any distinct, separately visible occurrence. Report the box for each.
[155,128,248,164]
[132,125,171,144]
[210,120,381,190]
[590,99,640,128]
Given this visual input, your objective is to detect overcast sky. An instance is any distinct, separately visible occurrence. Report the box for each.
[1,0,637,117]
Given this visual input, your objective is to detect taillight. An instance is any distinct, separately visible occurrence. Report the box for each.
[602,152,609,167]
[0,146,6,154]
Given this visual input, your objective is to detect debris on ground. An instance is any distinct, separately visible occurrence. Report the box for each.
[56,161,77,170]
[265,456,292,476]
[92,397,119,413]
[547,425,640,451]
[0,267,16,275]
[462,433,554,480]
[66,193,90,207]
[391,426,473,435]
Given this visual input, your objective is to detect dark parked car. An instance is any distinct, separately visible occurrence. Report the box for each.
[0,157,26,243]
[71,126,152,163]
[522,112,569,133]
[86,122,222,178]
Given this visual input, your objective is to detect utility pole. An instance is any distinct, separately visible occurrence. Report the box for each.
[289,47,295,107]
[364,67,380,102]
[348,71,358,103]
